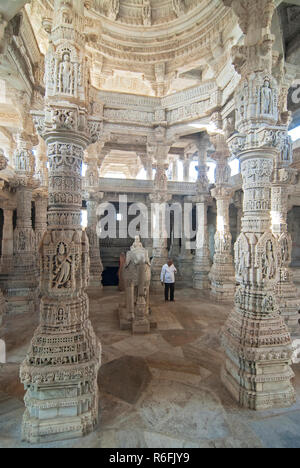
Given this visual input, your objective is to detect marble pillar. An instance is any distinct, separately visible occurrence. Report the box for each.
[1,207,14,273]
[86,195,103,295]
[0,290,5,329]
[193,198,211,290]
[221,0,295,410]
[150,189,170,291]
[34,193,48,251]
[178,197,193,287]
[209,138,235,301]
[193,137,211,290]
[183,157,191,182]
[21,0,102,443]
[210,185,236,301]
[172,157,179,181]
[14,186,36,272]
[149,130,171,290]
[271,165,299,334]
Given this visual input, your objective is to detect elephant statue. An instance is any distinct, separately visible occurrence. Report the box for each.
[119,236,151,333]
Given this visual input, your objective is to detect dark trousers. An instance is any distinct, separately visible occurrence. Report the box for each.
[165,283,175,301]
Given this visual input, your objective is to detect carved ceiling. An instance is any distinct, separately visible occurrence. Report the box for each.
[25,0,241,96]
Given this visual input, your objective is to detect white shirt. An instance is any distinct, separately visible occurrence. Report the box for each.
[161,264,177,284]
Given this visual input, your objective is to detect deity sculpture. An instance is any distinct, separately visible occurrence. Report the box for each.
[280,236,289,265]
[108,0,120,20]
[59,53,73,94]
[18,231,26,251]
[53,243,72,288]
[262,240,276,280]
[142,0,152,26]
[261,79,273,115]
[172,0,184,16]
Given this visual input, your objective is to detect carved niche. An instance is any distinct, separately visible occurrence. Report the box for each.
[45,43,84,99]
[234,232,251,283]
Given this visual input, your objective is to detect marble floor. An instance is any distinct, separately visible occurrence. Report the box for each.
[0,287,300,448]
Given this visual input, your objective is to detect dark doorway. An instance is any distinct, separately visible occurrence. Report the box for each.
[102,267,119,286]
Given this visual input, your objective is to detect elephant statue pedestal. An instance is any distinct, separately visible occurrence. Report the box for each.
[119,237,154,334]
[132,296,150,334]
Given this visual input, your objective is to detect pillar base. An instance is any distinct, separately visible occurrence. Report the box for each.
[21,402,99,444]
[2,255,39,314]
[193,268,211,290]
[210,270,236,302]
[132,319,151,334]
[210,284,235,302]
[221,287,296,411]
[221,355,295,411]
[178,257,193,287]
[193,257,211,291]
[277,283,300,335]
[87,276,103,296]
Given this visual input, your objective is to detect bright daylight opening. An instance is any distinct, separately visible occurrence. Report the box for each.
[289,126,300,142]
[81,209,87,229]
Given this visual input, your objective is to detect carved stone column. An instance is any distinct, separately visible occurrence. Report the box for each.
[149,127,171,290]
[86,194,104,295]
[21,0,102,443]
[150,176,170,291]
[209,134,235,301]
[178,197,193,287]
[34,192,48,251]
[193,137,211,290]
[139,152,153,181]
[0,289,5,363]
[221,0,295,410]
[1,207,14,273]
[271,164,299,334]
[36,137,49,188]
[14,185,36,270]
[0,290,5,328]
[13,131,38,277]
[172,156,179,181]
[84,144,103,295]
[234,190,243,237]
[183,156,191,182]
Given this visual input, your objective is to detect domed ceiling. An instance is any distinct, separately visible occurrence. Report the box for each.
[26,0,242,96]
[91,0,198,26]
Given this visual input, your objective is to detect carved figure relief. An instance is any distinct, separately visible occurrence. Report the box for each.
[59,53,74,94]
[142,0,152,26]
[108,0,120,20]
[255,233,279,283]
[53,242,72,289]
[172,0,184,16]
[261,79,273,115]
[262,240,276,279]
[18,231,26,251]
[278,233,292,267]
[234,233,250,283]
